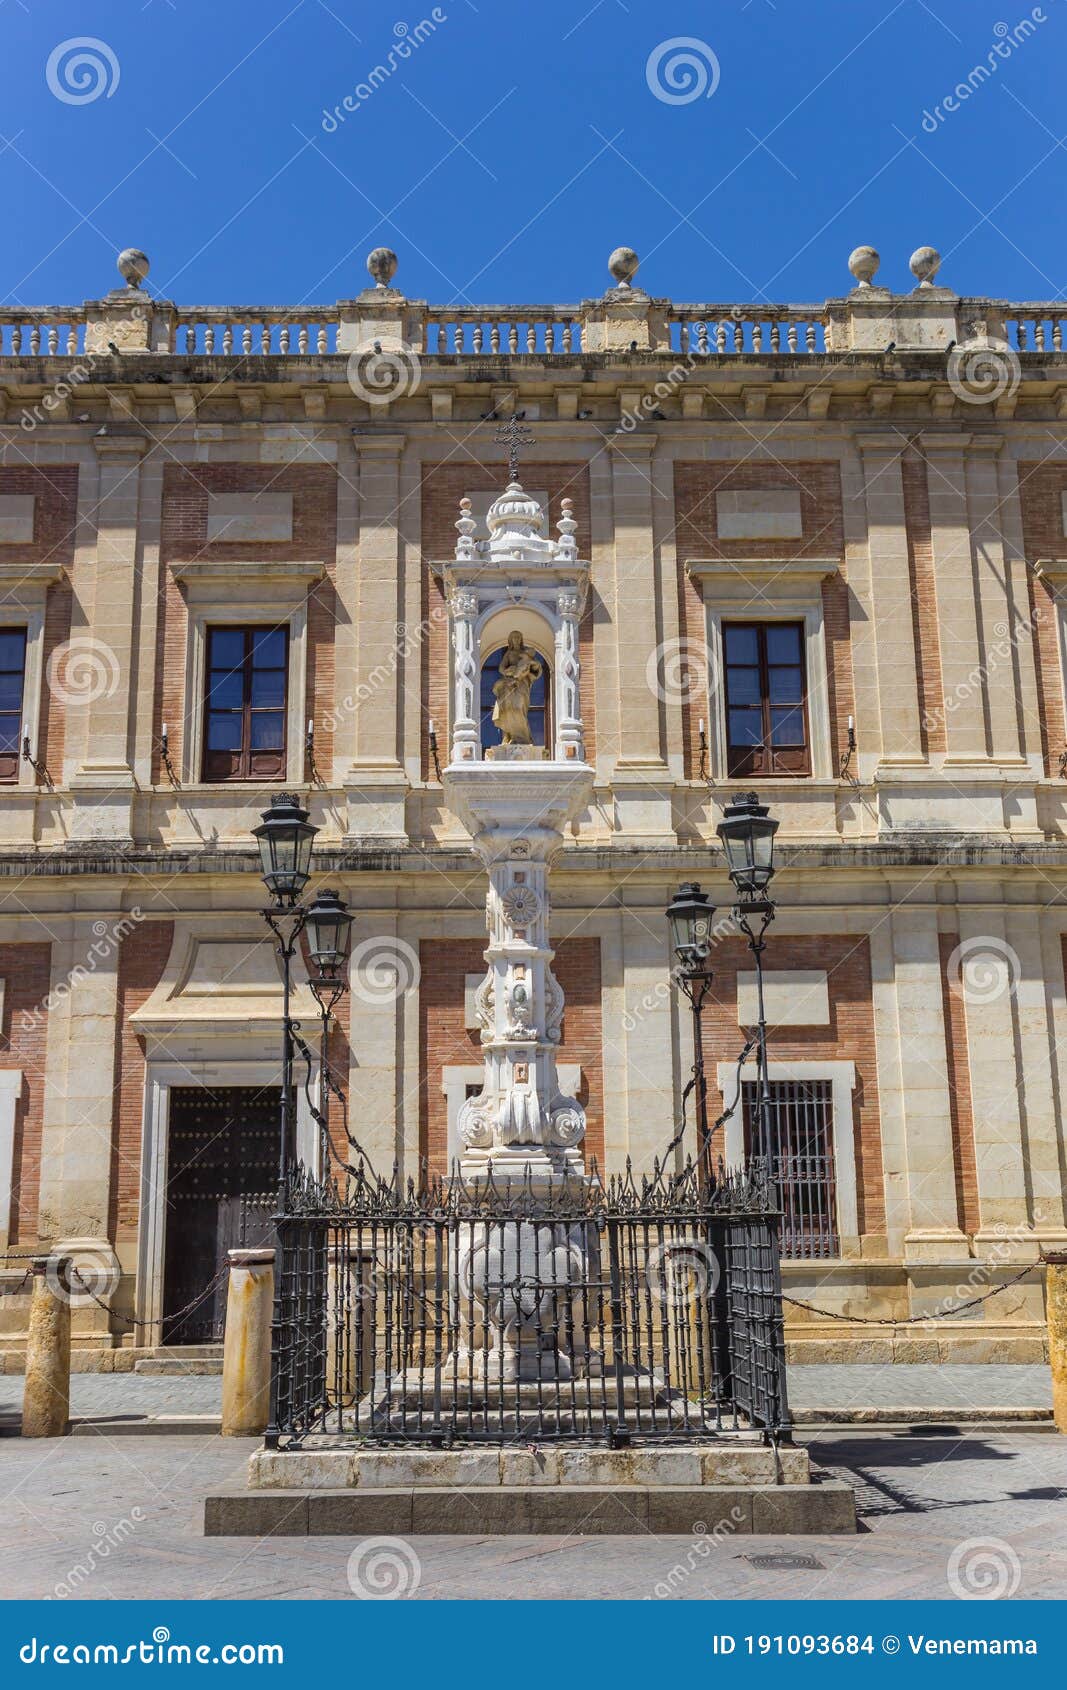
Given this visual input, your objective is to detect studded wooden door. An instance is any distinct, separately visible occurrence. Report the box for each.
[161,1086,281,1344]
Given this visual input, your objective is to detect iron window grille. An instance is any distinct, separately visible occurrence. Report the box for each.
[742,1078,839,1259]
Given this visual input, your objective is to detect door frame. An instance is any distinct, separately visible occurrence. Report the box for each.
[135,1055,320,1346]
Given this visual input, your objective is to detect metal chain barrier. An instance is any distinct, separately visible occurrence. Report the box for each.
[782,1262,1038,1325]
[68,1262,231,1331]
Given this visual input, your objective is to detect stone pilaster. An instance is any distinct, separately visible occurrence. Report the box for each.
[606,433,673,840]
[344,432,409,844]
[923,433,987,763]
[855,436,925,765]
[67,432,150,842]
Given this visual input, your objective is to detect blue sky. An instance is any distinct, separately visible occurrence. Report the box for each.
[0,0,1063,309]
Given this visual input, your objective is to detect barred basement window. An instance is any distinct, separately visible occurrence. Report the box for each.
[0,627,27,783]
[742,1078,838,1258]
[723,621,810,777]
[203,625,288,782]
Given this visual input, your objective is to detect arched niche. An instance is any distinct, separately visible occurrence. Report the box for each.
[478,606,555,755]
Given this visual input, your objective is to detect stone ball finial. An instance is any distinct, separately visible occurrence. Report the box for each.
[117,248,150,290]
[909,245,942,289]
[848,245,880,289]
[608,246,639,289]
[367,246,398,290]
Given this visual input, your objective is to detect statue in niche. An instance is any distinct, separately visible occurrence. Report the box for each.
[491,631,543,746]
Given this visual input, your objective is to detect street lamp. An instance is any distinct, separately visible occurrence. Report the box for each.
[665,881,716,1177]
[716,792,779,1174]
[253,795,353,1181]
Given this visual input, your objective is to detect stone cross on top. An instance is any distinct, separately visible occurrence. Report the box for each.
[494,414,534,483]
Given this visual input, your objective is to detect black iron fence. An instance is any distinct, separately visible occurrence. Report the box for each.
[266,1159,790,1449]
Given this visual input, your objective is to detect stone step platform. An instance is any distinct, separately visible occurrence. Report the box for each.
[205,1481,856,1537]
[249,1442,800,1489]
[134,1357,223,1376]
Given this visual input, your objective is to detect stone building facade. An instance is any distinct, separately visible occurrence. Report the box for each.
[0,242,1065,1363]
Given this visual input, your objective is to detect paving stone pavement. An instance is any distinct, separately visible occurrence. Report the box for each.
[0,1364,1054,1424]
[0,1430,1063,1600]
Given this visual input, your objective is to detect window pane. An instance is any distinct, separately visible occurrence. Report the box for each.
[770,705,806,746]
[208,628,245,669]
[726,666,761,705]
[207,712,242,751]
[724,625,758,664]
[0,631,26,671]
[0,718,19,753]
[766,624,801,663]
[768,665,803,703]
[0,674,23,712]
[728,708,763,746]
[250,711,284,750]
[250,668,285,708]
[206,670,243,710]
[252,628,286,668]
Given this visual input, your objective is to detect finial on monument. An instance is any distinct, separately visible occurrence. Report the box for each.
[367,246,399,290]
[494,413,534,483]
[608,246,639,290]
[909,245,942,289]
[116,248,150,290]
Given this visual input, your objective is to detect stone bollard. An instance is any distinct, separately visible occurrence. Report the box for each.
[22,1256,72,1438]
[1046,1250,1067,1435]
[221,1248,275,1438]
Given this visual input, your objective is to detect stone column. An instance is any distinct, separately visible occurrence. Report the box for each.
[855,436,925,764]
[220,1248,275,1437]
[554,587,583,760]
[68,432,150,842]
[21,1257,71,1438]
[923,433,987,763]
[343,432,409,844]
[606,433,673,840]
[448,587,480,763]
[1047,1252,1067,1434]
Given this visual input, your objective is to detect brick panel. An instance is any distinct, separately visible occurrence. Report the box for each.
[420,464,596,778]
[110,922,173,1238]
[1017,461,1067,775]
[0,942,52,1243]
[154,465,338,782]
[674,462,852,777]
[0,465,79,777]
[418,937,603,1176]
[939,931,980,1236]
[902,450,944,757]
[703,934,885,1237]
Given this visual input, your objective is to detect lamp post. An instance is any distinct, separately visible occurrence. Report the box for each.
[665,881,716,1178]
[253,794,352,1182]
[716,792,779,1169]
